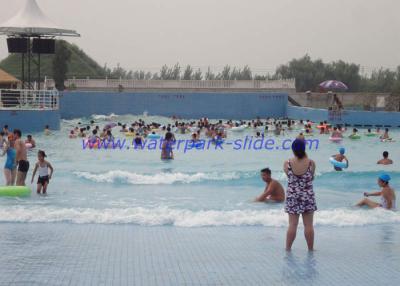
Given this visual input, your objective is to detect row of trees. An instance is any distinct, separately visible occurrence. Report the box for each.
[102,56,400,94]
[103,63,254,81]
[273,55,400,94]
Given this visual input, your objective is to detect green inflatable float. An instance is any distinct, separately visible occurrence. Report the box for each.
[0,186,31,197]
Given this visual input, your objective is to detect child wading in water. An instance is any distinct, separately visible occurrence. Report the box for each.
[31,150,54,195]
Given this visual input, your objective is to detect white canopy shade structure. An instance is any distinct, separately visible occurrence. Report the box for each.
[0,0,80,37]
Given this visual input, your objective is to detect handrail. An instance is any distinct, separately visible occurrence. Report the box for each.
[44,78,296,90]
[0,89,59,110]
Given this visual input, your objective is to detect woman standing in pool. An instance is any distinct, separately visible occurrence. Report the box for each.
[2,135,17,186]
[284,139,317,251]
[161,132,174,160]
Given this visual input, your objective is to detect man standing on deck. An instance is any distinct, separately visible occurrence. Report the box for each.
[14,129,29,186]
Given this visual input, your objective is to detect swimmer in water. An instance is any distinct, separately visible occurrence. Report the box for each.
[134,133,143,148]
[332,147,349,171]
[331,127,342,138]
[350,128,358,137]
[254,168,285,203]
[1,135,16,186]
[25,135,36,148]
[44,125,51,136]
[380,128,390,140]
[89,129,99,144]
[69,130,77,139]
[161,132,174,160]
[31,150,54,195]
[377,151,393,165]
[0,131,7,148]
[356,174,396,210]
[297,133,305,140]
[78,128,86,138]
[14,129,30,186]
[3,125,9,136]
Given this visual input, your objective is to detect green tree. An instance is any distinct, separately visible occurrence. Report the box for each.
[193,68,203,80]
[205,67,215,80]
[53,40,72,90]
[183,65,193,80]
[326,60,360,92]
[218,65,231,80]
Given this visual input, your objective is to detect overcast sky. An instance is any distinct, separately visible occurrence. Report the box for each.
[0,0,399,74]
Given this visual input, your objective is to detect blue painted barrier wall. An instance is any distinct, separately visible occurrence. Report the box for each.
[60,91,288,120]
[287,106,328,123]
[0,110,60,133]
[287,105,400,127]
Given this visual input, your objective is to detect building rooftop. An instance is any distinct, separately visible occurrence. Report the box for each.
[0,68,19,84]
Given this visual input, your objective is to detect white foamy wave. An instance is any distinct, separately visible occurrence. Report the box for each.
[0,207,398,227]
[92,113,117,121]
[74,170,252,185]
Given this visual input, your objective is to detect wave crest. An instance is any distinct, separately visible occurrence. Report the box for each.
[74,170,253,185]
[0,207,398,227]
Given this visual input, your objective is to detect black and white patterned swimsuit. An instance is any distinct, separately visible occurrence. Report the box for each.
[285,160,317,214]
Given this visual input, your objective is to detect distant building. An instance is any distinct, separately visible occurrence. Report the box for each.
[0,68,19,89]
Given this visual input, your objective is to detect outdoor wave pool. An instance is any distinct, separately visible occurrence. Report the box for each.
[0,115,399,285]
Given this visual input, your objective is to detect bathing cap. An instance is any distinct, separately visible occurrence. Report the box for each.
[339,147,345,155]
[292,139,306,152]
[379,173,391,183]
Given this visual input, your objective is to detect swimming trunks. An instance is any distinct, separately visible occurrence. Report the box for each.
[18,160,30,173]
[37,175,49,186]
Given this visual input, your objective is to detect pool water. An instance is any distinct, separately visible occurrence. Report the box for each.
[0,116,400,286]
[0,115,399,285]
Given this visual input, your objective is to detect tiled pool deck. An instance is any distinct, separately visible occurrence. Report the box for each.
[0,224,399,285]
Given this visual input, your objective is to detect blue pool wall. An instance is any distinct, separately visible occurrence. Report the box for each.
[287,106,400,127]
[0,110,60,133]
[59,91,288,119]
[4,91,400,132]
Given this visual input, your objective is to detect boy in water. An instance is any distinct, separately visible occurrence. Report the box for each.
[25,135,36,148]
[380,128,391,140]
[332,147,349,171]
[254,168,285,203]
[349,128,359,137]
[31,150,54,195]
[356,174,396,210]
[377,151,393,165]
[44,125,51,136]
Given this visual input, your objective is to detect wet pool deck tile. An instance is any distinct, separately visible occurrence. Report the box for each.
[0,224,399,286]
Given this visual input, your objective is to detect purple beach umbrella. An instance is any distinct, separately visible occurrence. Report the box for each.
[319,80,348,91]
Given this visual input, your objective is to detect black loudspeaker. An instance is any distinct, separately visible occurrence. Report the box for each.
[7,38,29,53]
[32,38,55,54]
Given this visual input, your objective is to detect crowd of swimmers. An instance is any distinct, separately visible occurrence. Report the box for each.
[1,118,396,251]
[1,125,54,194]
[68,118,303,159]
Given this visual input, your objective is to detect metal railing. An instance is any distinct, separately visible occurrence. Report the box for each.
[0,89,59,110]
[44,78,296,91]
